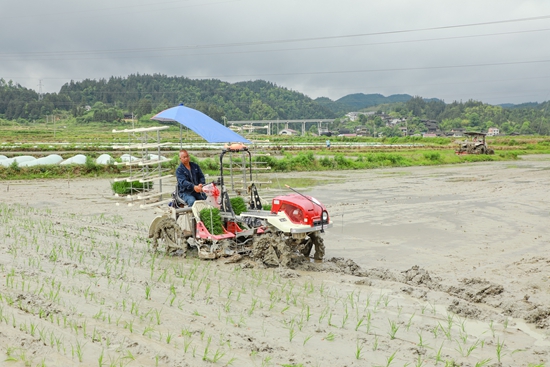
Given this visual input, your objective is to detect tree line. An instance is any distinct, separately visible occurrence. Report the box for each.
[398,97,550,135]
[0,75,335,122]
[1,76,549,135]
[340,97,550,136]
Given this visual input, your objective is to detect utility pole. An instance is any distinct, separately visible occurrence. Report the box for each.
[38,80,43,100]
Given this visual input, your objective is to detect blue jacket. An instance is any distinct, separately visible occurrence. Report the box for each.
[176,162,205,197]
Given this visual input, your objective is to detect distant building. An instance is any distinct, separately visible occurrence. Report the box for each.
[422,120,439,133]
[388,118,405,126]
[487,127,500,136]
[346,112,358,121]
[123,113,135,122]
[355,127,368,136]
[346,111,373,121]
[450,129,464,137]
[279,128,298,136]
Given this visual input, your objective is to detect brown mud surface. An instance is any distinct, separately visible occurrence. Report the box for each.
[0,155,549,366]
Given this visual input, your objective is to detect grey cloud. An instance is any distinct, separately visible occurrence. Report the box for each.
[1,0,550,104]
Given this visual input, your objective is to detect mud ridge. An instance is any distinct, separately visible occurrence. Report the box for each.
[290,256,550,329]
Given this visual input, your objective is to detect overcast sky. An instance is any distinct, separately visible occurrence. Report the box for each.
[2,0,550,105]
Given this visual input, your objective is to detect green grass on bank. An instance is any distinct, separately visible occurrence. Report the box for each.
[256,150,510,171]
[0,159,122,180]
[2,134,550,181]
[0,148,535,181]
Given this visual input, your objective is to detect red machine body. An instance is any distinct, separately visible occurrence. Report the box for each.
[271,193,329,227]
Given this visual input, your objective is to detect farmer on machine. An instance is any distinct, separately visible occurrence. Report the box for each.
[176,149,206,206]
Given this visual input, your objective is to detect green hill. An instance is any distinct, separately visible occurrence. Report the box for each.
[336,93,413,110]
[2,75,549,135]
[0,75,336,122]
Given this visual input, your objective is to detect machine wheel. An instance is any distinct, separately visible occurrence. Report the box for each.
[300,232,325,260]
[251,232,303,268]
[150,216,188,254]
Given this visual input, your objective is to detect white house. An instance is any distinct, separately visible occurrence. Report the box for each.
[487,127,500,136]
[346,112,358,121]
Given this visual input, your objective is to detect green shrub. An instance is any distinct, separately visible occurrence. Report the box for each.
[9,160,20,172]
[334,154,352,168]
[423,152,441,161]
[297,152,315,164]
[319,157,334,168]
[254,155,276,167]
[84,156,100,173]
[201,158,220,171]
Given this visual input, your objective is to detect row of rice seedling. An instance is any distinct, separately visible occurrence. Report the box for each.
[0,201,544,366]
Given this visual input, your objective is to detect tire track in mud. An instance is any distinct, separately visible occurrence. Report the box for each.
[291,257,550,329]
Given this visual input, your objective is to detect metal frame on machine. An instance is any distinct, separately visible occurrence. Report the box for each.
[218,145,272,212]
[112,126,174,207]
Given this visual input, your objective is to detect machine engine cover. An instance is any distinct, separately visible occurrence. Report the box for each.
[271,194,329,227]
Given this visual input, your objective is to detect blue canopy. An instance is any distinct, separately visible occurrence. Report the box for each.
[151,104,250,144]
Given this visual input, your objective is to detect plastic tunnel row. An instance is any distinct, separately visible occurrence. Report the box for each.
[0,154,167,167]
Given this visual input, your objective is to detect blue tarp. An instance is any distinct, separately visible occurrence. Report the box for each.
[151,104,250,144]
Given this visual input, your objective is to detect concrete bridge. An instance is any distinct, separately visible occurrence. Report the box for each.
[225,119,334,136]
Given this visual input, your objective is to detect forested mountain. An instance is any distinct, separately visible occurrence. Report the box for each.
[336,93,414,110]
[377,97,550,135]
[314,93,414,115]
[313,97,352,116]
[1,75,549,135]
[499,102,542,109]
[316,93,446,114]
[0,75,336,122]
[314,94,415,116]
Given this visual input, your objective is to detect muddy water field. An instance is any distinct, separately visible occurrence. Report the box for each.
[0,155,549,366]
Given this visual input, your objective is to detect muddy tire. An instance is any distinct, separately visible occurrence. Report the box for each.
[473,145,485,154]
[150,216,188,254]
[251,232,304,268]
[301,242,313,258]
[300,232,325,260]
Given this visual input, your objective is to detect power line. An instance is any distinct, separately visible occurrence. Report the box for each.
[3,12,550,103]
[2,0,243,21]
[2,14,550,60]
[2,27,550,61]
[183,59,550,79]
[215,14,550,47]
